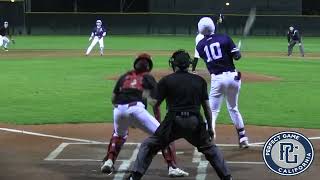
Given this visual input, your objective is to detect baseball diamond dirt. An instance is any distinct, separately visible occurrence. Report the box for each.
[0,123,319,180]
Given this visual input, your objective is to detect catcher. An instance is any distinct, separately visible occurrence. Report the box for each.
[100,53,189,177]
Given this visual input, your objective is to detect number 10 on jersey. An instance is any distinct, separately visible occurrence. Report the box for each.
[204,42,223,62]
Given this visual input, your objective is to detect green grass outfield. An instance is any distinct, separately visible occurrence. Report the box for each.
[0,35,320,128]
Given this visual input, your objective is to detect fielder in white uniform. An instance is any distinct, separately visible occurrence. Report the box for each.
[100,53,188,177]
[0,21,12,51]
[85,20,106,56]
[194,17,249,149]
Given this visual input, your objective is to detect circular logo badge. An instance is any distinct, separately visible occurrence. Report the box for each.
[263,131,314,176]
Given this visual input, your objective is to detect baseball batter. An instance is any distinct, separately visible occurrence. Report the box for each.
[85,20,106,56]
[287,26,304,57]
[192,14,224,73]
[0,21,12,51]
[195,17,249,148]
[100,53,188,177]
[127,50,232,180]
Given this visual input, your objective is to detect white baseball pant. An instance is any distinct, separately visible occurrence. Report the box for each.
[86,36,104,55]
[0,35,10,48]
[209,72,245,135]
[113,102,159,137]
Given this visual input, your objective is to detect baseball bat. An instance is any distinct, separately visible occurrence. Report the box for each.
[238,7,256,50]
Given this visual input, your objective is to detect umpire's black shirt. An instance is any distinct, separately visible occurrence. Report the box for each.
[157,70,208,113]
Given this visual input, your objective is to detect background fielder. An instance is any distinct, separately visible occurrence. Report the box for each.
[0,21,13,51]
[86,20,107,56]
[195,17,249,148]
[101,53,188,177]
[287,26,304,57]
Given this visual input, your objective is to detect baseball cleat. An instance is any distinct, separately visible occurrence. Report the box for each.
[4,48,8,52]
[239,140,249,149]
[101,159,114,175]
[168,166,189,177]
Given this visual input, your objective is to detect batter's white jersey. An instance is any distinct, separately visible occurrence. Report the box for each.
[194,33,204,58]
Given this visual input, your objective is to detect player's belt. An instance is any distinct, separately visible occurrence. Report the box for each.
[213,69,235,75]
[114,101,138,108]
[175,111,199,117]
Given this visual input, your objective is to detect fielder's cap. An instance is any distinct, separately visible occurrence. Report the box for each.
[289,26,294,31]
[96,20,102,23]
[198,17,215,35]
[4,21,8,24]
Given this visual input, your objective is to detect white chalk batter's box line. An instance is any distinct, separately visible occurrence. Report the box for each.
[44,142,265,165]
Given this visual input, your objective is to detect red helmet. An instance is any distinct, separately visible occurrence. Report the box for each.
[134,53,153,72]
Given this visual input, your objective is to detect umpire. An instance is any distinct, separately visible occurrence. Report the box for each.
[127,50,232,180]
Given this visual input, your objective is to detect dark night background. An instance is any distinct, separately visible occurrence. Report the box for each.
[27,0,319,15]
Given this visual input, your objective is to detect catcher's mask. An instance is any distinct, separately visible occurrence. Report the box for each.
[134,53,153,73]
[169,49,192,71]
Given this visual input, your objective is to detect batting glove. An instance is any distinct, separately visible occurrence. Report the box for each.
[298,43,302,46]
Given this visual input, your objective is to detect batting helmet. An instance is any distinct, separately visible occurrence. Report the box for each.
[169,49,192,71]
[134,53,153,73]
[198,17,215,35]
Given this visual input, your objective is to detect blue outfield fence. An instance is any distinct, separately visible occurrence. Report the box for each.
[7,12,320,36]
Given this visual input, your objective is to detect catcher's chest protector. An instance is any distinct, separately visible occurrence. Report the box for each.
[121,71,145,91]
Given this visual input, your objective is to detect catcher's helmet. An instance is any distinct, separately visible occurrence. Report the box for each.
[169,49,192,71]
[134,53,153,72]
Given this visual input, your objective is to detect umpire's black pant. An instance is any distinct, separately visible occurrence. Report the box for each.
[132,112,232,180]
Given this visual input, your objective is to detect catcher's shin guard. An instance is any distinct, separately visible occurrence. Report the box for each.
[161,142,177,168]
[104,134,127,163]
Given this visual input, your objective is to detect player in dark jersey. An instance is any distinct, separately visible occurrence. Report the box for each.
[287,26,304,57]
[101,53,188,177]
[127,50,232,180]
[85,20,107,56]
[195,17,249,149]
[0,21,12,51]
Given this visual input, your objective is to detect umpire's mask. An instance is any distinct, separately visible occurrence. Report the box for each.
[169,50,192,72]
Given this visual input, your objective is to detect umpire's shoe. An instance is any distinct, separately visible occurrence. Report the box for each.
[168,167,189,177]
[101,159,114,175]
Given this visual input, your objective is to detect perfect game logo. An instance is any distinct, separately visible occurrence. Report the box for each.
[263,131,314,176]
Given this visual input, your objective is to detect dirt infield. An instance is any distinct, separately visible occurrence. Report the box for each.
[0,123,319,180]
[107,69,281,83]
[1,49,320,60]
